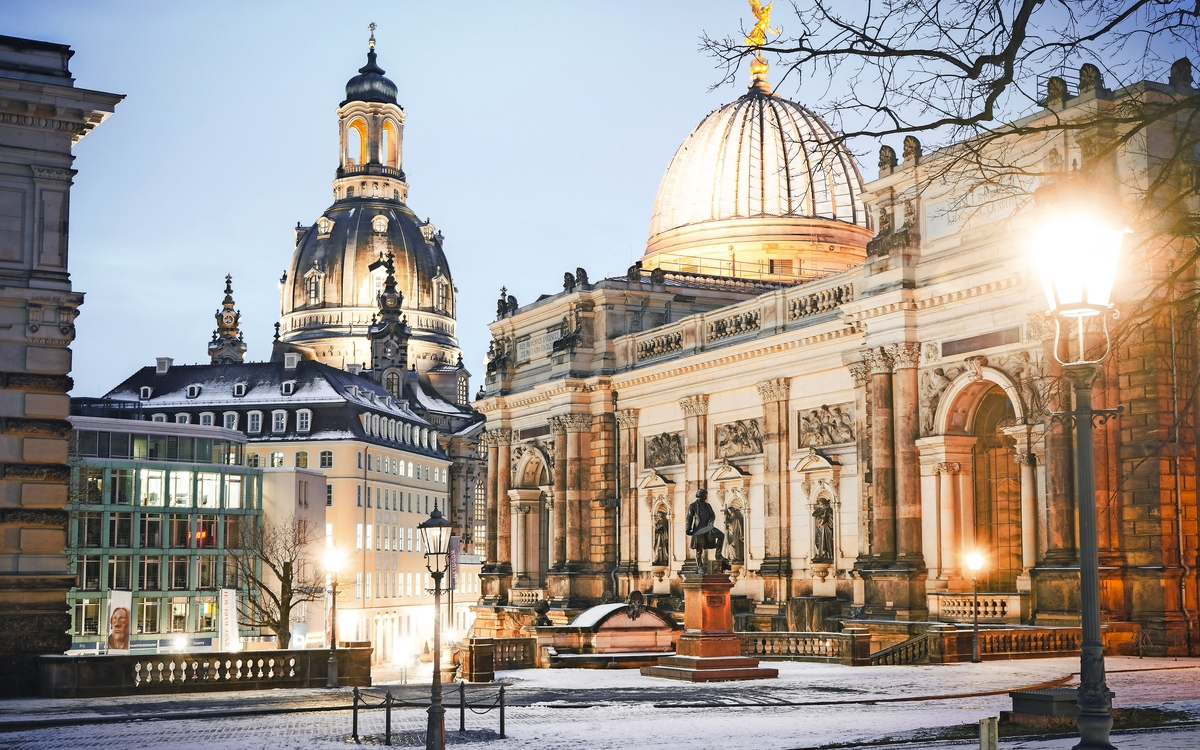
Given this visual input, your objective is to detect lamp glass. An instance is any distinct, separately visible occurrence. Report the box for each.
[325,548,343,574]
[1030,214,1123,317]
[418,506,453,574]
[966,552,984,572]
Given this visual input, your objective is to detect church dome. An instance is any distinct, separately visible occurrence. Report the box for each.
[643,70,872,281]
[343,48,398,106]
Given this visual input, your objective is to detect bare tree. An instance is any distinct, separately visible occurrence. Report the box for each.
[229,518,322,650]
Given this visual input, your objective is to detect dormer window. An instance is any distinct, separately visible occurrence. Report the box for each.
[199,412,215,426]
[297,409,312,432]
[139,386,153,400]
[151,413,167,423]
[372,215,388,233]
[175,413,190,424]
[186,384,201,399]
[284,353,300,370]
[271,410,287,433]
[248,411,262,434]
[233,383,247,397]
[281,381,296,396]
[304,261,325,306]
[361,413,371,435]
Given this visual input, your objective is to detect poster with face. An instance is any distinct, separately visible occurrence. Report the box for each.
[106,590,132,652]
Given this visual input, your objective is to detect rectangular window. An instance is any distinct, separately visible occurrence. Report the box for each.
[326,485,333,507]
[356,523,363,550]
[295,451,308,469]
[138,598,160,634]
[197,598,216,631]
[167,472,191,508]
[139,469,165,507]
[248,412,262,433]
[224,474,243,509]
[108,512,132,548]
[169,514,190,548]
[320,450,333,469]
[365,572,372,599]
[195,473,219,508]
[74,598,100,635]
[366,524,373,550]
[224,516,242,549]
[269,451,284,468]
[139,513,162,548]
[406,571,412,597]
[110,469,133,505]
[407,526,412,552]
[105,555,131,589]
[170,599,188,631]
[169,556,189,590]
[357,451,363,469]
[272,411,286,433]
[139,555,161,590]
[197,556,218,589]
[78,512,102,547]
[78,555,101,590]
[223,413,238,430]
[297,410,311,432]
[355,572,362,599]
[196,515,217,549]
[356,486,362,507]
[223,557,239,588]
[79,468,103,504]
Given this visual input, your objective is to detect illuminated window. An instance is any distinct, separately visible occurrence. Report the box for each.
[381,120,398,166]
[385,371,400,398]
[295,451,308,469]
[346,118,367,165]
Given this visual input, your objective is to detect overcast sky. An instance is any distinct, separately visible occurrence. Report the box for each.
[5,1,793,396]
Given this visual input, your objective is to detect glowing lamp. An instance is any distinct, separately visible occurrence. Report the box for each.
[1030,212,1123,318]
[966,552,984,573]
[419,505,453,576]
[325,548,344,575]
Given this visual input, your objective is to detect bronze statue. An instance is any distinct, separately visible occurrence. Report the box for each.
[685,488,725,572]
[652,509,670,566]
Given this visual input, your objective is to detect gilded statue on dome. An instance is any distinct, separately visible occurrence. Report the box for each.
[745,0,779,48]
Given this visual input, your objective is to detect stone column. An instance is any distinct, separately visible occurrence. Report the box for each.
[679,395,709,569]
[935,462,961,580]
[1043,355,1077,564]
[549,417,568,569]
[865,347,896,561]
[890,342,924,567]
[562,413,593,567]
[616,409,640,590]
[757,379,792,603]
[482,430,499,566]
[848,360,871,562]
[1016,451,1038,575]
[494,429,513,568]
[509,492,525,584]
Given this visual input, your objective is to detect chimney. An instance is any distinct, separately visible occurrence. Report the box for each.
[347,363,363,375]
[155,357,173,374]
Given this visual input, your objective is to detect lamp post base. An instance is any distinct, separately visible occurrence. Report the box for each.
[326,653,338,688]
[426,703,446,750]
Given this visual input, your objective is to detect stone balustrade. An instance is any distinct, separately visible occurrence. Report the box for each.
[928,591,1030,624]
[739,627,871,666]
[492,637,537,670]
[508,589,546,606]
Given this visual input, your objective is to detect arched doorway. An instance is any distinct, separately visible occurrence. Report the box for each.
[511,451,551,589]
[971,387,1022,591]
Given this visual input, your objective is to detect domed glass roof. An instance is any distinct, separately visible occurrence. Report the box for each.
[648,90,869,241]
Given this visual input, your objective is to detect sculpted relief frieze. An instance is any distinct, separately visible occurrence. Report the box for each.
[918,350,1050,435]
[644,432,685,469]
[714,420,763,459]
[797,404,854,447]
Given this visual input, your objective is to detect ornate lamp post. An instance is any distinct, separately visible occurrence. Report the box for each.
[419,505,453,750]
[966,552,984,663]
[1031,202,1125,750]
[325,549,343,688]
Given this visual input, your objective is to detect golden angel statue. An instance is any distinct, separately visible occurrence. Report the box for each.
[745,0,779,48]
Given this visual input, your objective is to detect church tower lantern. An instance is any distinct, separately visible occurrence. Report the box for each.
[208,274,247,364]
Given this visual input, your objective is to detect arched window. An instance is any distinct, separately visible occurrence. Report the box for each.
[457,376,468,405]
[269,451,284,468]
[307,274,322,305]
[319,450,333,468]
[385,371,400,398]
[381,120,398,167]
[434,280,449,312]
[346,119,368,166]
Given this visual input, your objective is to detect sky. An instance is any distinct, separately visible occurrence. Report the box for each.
[2,0,784,397]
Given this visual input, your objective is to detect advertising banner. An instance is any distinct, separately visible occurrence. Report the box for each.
[105,590,132,653]
[218,588,239,652]
[448,536,460,591]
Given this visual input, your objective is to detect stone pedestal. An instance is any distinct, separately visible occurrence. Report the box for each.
[641,573,778,682]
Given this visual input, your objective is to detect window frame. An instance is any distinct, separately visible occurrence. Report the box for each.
[297,409,312,433]
[271,410,287,433]
[247,411,262,434]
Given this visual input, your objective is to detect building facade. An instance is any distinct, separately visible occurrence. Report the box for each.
[473,59,1200,655]
[0,35,122,695]
[66,407,262,654]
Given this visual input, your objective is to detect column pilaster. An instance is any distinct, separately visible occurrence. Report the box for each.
[549,417,568,569]
[865,347,896,561]
[889,342,924,568]
[616,409,640,592]
[757,378,792,603]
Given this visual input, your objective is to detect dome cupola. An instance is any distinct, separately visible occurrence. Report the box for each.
[643,57,872,282]
[343,31,398,106]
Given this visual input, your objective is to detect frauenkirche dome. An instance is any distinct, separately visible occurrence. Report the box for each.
[643,61,872,281]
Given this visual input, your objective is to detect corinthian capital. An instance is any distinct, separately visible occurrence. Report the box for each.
[490,428,513,445]
[863,347,894,375]
[756,378,791,404]
[547,416,568,434]
[888,342,922,370]
[679,394,709,417]
[561,413,593,433]
[847,360,870,387]
[935,461,961,476]
[616,409,639,429]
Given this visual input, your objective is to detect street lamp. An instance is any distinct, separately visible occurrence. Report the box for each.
[1031,197,1124,750]
[419,504,453,750]
[965,552,984,663]
[325,548,344,688]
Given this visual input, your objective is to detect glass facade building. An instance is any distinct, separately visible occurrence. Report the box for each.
[66,409,263,654]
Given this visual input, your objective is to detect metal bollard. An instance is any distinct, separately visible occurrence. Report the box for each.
[385,691,393,746]
[499,684,506,739]
[979,716,998,750]
[459,682,466,732]
[352,686,360,742]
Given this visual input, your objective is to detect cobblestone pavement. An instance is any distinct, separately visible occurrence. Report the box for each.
[0,657,1196,749]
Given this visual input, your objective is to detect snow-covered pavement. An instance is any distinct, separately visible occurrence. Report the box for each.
[0,656,1196,749]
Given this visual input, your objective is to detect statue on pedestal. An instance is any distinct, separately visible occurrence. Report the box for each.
[685,489,726,573]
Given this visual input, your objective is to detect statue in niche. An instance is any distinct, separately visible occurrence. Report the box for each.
[812,497,835,564]
[645,432,684,469]
[651,509,670,566]
[723,505,745,565]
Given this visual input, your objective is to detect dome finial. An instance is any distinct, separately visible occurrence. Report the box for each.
[745,1,778,94]
[368,21,377,51]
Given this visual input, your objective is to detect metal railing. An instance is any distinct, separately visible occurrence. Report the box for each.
[350,684,507,745]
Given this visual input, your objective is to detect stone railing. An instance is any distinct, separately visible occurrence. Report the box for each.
[870,633,931,665]
[707,310,760,342]
[508,588,546,606]
[928,591,1029,624]
[492,637,538,670]
[739,627,871,666]
[38,647,373,698]
[637,331,684,361]
[975,627,1082,659]
[788,283,854,321]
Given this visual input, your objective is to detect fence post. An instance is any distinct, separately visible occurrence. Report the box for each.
[352,686,360,742]
[979,716,998,750]
[459,682,466,732]
[385,691,392,746]
[499,684,506,739]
